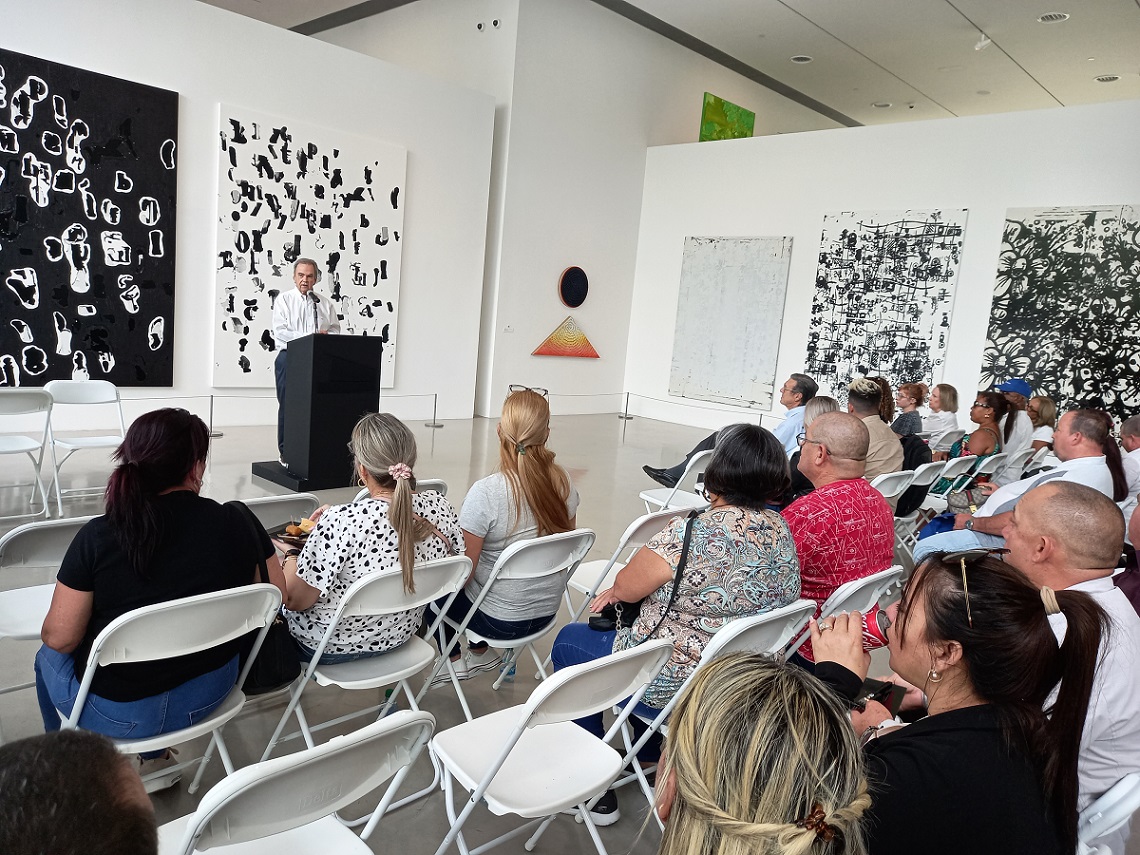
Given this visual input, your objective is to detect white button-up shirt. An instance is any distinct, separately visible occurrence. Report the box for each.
[272,288,340,350]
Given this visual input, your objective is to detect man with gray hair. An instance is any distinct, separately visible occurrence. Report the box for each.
[1002,481,1140,854]
[271,257,340,467]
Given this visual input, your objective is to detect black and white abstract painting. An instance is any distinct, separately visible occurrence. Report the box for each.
[805,209,967,397]
[983,205,1140,422]
[214,105,405,387]
[0,48,178,387]
[669,236,792,410]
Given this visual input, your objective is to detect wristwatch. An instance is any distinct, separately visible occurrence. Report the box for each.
[964,519,974,531]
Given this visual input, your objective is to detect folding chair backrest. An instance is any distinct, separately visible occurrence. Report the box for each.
[700,600,817,664]
[335,556,471,620]
[0,516,93,569]
[657,448,713,508]
[241,493,321,531]
[930,455,980,494]
[88,584,282,668]
[971,453,1008,478]
[822,566,905,616]
[1026,446,1051,470]
[0,389,52,417]
[936,429,966,451]
[906,460,946,489]
[998,446,1036,478]
[174,711,435,855]
[871,470,913,499]
[493,528,596,582]
[44,379,120,406]
[525,639,673,727]
[1078,772,1140,848]
[617,508,682,552]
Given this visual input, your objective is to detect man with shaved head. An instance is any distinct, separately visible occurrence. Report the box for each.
[1003,481,1140,855]
[782,411,895,667]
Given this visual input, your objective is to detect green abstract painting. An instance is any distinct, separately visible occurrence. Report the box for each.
[699,92,755,141]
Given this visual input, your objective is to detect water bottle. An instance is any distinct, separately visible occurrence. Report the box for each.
[499,660,516,682]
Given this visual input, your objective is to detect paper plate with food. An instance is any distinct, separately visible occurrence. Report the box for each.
[270,516,316,548]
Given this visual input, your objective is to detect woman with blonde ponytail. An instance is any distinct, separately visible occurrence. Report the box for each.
[432,388,579,681]
[281,413,464,664]
[656,653,869,855]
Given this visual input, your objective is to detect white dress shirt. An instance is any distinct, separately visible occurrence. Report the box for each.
[272,288,340,350]
[1120,448,1140,543]
[921,409,959,450]
[977,455,1113,518]
[772,406,806,457]
[993,410,1035,485]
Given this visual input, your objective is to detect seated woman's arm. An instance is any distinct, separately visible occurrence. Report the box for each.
[592,544,673,611]
[281,554,321,611]
[40,582,93,654]
[461,530,483,585]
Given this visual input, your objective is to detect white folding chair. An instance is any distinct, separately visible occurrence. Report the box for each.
[1078,772,1140,855]
[0,515,93,743]
[0,389,53,521]
[52,584,282,794]
[242,493,321,531]
[158,711,436,854]
[260,556,470,803]
[965,452,1008,485]
[871,470,914,500]
[639,449,713,513]
[995,446,1037,481]
[430,639,673,855]
[1024,445,1052,473]
[44,379,126,515]
[926,455,980,498]
[786,565,905,657]
[419,529,596,721]
[354,477,448,503]
[894,461,946,562]
[933,428,966,452]
[618,600,817,827]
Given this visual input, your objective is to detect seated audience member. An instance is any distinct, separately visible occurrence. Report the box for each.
[914,408,1127,564]
[993,378,1035,483]
[1001,482,1140,855]
[782,412,895,668]
[781,395,840,508]
[1027,395,1057,451]
[929,390,1009,490]
[281,413,464,664]
[922,383,961,450]
[36,409,284,790]
[553,423,801,825]
[847,378,904,480]
[812,554,1106,855]
[655,653,869,855]
[643,373,818,486]
[0,730,157,855]
[1119,415,1140,540]
[867,376,895,425]
[432,387,578,680]
[891,383,926,436]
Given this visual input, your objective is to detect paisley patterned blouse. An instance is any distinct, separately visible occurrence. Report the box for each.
[612,506,801,708]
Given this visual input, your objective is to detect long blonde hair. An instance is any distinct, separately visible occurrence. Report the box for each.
[351,413,433,593]
[659,653,869,855]
[497,390,572,536]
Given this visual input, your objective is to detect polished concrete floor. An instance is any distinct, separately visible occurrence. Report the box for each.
[0,413,714,853]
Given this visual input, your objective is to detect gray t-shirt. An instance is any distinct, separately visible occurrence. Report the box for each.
[458,471,580,621]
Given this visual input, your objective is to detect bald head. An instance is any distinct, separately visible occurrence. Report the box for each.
[1122,415,1140,453]
[1017,482,1124,570]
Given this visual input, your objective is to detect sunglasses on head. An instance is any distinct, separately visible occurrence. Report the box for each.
[940,548,1009,628]
[508,384,549,398]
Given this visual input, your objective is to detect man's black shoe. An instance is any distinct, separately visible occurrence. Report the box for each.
[642,465,678,488]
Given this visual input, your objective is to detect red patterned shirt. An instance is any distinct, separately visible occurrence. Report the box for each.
[782,477,895,662]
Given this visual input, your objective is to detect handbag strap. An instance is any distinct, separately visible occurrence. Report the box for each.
[640,509,700,642]
[226,500,269,584]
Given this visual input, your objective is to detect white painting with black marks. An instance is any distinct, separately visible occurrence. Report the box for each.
[983,204,1140,422]
[805,209,967,397]
[669,236,792,410]
[213,105,406,387]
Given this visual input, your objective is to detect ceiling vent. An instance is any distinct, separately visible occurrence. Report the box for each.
[871,102,892,108]
[1037,12,1071,23]
[790,55,814,63]
[1094,75,1121,83]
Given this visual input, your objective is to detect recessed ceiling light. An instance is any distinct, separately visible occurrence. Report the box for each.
[1095,75,1121,83]
[872,102,892,108]
[790,55,813,64]
[977,90,991,96]
[1037,12,1070,23]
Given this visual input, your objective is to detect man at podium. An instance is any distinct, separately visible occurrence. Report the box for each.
[272,258,340,466]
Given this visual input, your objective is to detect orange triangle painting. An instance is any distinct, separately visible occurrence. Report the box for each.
[532,316,600,358]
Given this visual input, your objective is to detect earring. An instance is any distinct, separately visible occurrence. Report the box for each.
[927,667,942,684]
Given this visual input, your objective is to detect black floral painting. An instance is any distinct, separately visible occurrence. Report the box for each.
[982,205,1140,422]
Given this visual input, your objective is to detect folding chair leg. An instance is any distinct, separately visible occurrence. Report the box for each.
[492,649,518,691]
[260,679,308,761]
[524,815,558,851]
[577,804,611,855]
[187,733,218,795]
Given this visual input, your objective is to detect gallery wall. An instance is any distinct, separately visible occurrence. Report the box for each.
[3,0,495,430]
[624,99,1140,431]
[322,0,842,418]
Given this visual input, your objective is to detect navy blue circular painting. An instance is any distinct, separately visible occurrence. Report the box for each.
[559,267,588,308]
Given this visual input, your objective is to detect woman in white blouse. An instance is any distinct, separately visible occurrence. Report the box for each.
[1027,396,1057,451]
[280,413,464,664]
[922,383,960,451]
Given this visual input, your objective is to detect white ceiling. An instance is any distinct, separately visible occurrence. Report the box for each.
[200,0,1140,126]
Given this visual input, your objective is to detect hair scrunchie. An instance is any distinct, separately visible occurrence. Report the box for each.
[388,463,413,481]
[1040,586,1061,615]
[516,442,526,456]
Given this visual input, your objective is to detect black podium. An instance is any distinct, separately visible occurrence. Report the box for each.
[252,334,383,491]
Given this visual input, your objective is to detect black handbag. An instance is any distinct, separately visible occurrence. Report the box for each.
[227,501,302,695]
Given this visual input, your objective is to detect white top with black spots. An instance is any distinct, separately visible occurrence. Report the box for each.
[284,490,465,655]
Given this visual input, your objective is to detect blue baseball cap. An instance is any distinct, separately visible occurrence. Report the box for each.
[994,378,1032,397]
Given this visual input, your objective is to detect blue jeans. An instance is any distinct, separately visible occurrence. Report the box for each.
[551,622,662,762]
[912,529,1006,564]
[36,645,238,752]
[431,589,555,658]
[274,349,288,456]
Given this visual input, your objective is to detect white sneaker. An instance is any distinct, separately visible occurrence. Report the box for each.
[136,749,181,794]
[466,646,503,674]
[429,656,470,688]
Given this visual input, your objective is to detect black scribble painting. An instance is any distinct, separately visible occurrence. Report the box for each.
[804,209,967,399]
[983,205,1140,423]
[214,105,405,387]
[0,48,178,387]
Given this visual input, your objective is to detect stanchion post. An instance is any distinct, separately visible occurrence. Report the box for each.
[617,391,634,421]
[425,393,444,429]
[208,394,224,438]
